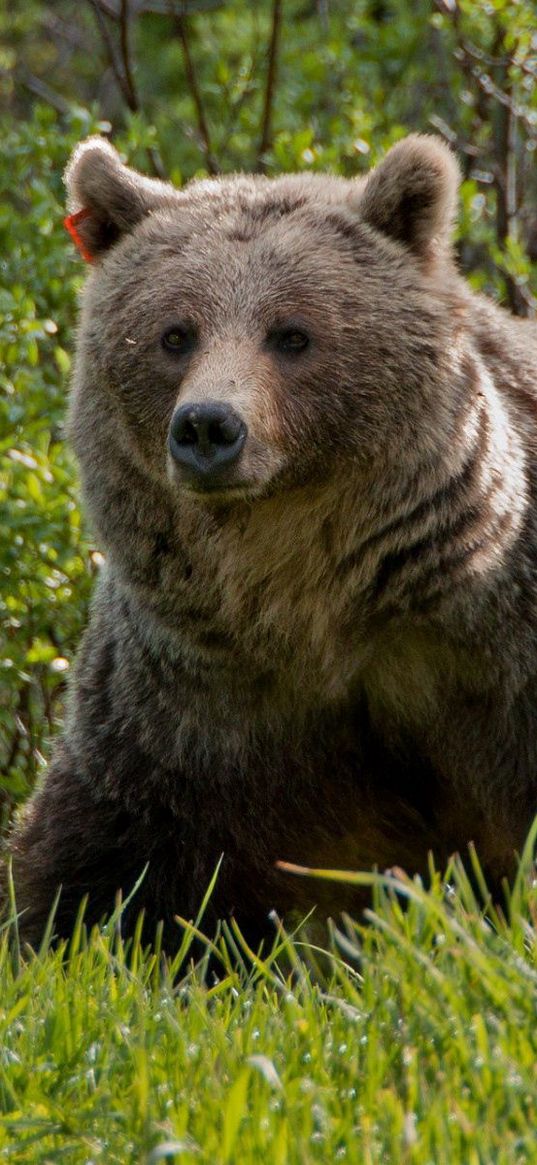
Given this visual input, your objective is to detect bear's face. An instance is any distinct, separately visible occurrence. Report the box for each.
[66,136,460,506]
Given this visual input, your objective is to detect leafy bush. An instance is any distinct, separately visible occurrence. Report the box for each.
[0,107,104,816]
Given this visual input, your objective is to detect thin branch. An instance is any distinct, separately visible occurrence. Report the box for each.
[317,0,329,33]
[88,0,131,106]
[87,0,166,177]
[454,53,537,138]
[433,1,537,138]
[120,0,139,110]
[88,0,122,14]
[490,23,534,316]
[3,687,28,776]
[452,37,537,81]
[434,0,536,316]
[173,9,218,174]
[19,73,72,115]
[257,0,282,170]
[42,12,91,51]
[217,78,257,158]
[492,38,519,311]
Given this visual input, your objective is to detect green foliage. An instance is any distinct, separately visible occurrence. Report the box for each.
[0,106,105,811]
[1,852,537,1161]
[130,0,437,175]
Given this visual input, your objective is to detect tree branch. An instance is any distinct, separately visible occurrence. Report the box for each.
[88,0,131,106]
[433,0,535,317]
[18,73,73,116]
[87,0,167,177]
[173,9,218,174]
[119,0,139,110]
[257,0,282,171]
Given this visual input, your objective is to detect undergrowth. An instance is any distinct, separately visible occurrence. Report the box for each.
[1,829,537,1163]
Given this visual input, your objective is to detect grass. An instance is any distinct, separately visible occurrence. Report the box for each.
[1,834,537,1164]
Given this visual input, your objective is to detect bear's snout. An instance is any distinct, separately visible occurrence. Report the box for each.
[169,400,247,487]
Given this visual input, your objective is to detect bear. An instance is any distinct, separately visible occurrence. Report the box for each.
[7,132,537,954]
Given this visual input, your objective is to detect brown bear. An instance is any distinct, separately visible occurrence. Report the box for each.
[7,134,537,952]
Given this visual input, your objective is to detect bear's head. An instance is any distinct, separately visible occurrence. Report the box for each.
[65,135,460,512]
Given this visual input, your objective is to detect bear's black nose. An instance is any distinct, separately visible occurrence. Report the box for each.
[169,401,247,480]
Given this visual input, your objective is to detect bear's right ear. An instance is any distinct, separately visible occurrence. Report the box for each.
[356,134,460,262]
[64,137,172,261]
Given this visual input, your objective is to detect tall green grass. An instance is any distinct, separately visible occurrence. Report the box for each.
[1,834,537,1163]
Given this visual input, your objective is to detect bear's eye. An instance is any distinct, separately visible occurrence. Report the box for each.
[270,328,310,355]
[161,326,197,355]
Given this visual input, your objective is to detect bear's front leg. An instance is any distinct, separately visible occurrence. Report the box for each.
[6,742,184,951]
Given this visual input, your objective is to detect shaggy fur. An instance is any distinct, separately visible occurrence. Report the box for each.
[7,134,537,950]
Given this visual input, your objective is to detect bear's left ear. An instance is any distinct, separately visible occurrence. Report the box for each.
[64,136,174,261]
[356,134,460,262]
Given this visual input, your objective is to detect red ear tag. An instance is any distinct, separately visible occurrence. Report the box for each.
[63,208,95,263]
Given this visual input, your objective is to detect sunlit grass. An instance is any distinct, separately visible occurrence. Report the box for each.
[1,832,537,1163]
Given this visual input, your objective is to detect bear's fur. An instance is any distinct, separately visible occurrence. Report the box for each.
[8,134,537,951]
